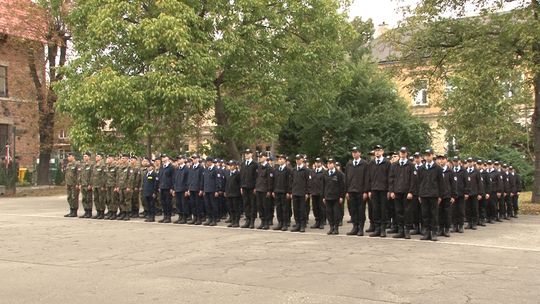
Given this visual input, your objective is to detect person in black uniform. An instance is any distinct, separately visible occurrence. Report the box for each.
[486,160,502,223]
[507,165,517,218]
[289,154,310,232]
[345,147,370,236]
[418,149,444,241]
[224,160,241,227]
[323,158,345,235]
[187,154,204,225]
[309,157,326,229]
[158,154,174,223]
[142,163,158,222]
[201,157,221,226]
[388,147,415,239]
[502,164,513,219]
[240,149,258,229]
[255,152,274,230]
[172,155,189,224]
[464,157,484,229]
[477,160,489,226]
[368,145,391,238]
[410,152,423,235]
[272,154,291,231]
[494,161,506,221]
[451,156,467,233]
[437,155,455,237]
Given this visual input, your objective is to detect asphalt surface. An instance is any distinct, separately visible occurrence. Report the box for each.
[0,195,539,304]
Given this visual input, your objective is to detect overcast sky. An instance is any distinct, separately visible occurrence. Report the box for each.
[349,0,412,28]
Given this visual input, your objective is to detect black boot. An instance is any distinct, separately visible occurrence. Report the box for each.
[431,230,438,241]
[404,226,411,239]
[203,218,212,226]
[327,225,335,235]
[187,216,195,224]
[91,211,99,219]
[290,222,300,232]
[452,224,458,233]
[478,219,486,226]
[109,212,117,220]
[195,216,203,225]
[466,222,473,229]
[420,228,431,240]
[281,221,289,231]
[257,219,265,229]
[232,218,240,228]
[333,225,339,235]
[347,224,359,236]
[380,224,387,237]
[299,223,306,233]
[310,221,320,229]
[123,212,130,221]
[262,220,270,230]
[458,224,464,233]
[357,223,365,236]
[249,219,255,229]
[116,211,126,220]
[393,226,405,238]
[145,216,155,222]
[174,215,183,224]
[273,222,283,231]
[79,210,88,218]
[410,224,421,235]
[241,218,250,228]
[369,226,381,237]
[209,219,217,226]
[365,223,375,233]
[443,227,450,237]
[387,223,398,234]
[64,209,74,217]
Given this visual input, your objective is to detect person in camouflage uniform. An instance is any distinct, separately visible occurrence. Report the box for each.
[130,156,142,218]
[105,155,119,220]
[79,152,94,218]
[139,157,150,218]
[116,154,136,221]
[64,152,80,217]
[91,153,107,219]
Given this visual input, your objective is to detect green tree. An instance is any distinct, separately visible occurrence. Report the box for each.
[387,0,540,202]
[279,59,431,162]
[56,0,355,160]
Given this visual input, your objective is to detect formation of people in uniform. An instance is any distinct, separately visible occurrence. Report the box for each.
[62,145,523,241]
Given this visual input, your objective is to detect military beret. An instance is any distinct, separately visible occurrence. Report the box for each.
[373,144,384,150]
[121,153,130,158]
[84,152,92,157]
[327,158,336,164]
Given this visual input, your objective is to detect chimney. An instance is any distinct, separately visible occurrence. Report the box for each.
[376,22,389,37]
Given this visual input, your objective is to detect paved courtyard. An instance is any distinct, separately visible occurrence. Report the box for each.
[0,195,539,304]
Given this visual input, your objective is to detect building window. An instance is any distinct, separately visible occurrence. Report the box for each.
[413,80,428,106]
[59,129,68,140]
[0,124,8,150]
[58,149,66,160]
[0,66,7,97]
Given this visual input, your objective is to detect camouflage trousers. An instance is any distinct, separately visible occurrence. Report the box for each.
[106,186,118,213]
[119,189,133,212]
[131,190,140,212]
[66,185,80,210]
[93,187,106,212]
[81,186,93,211]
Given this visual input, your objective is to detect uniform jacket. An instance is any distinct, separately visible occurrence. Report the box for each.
[309,167,326,196]
[388,160,415,194]
[224,169,241,197]
[368,157,390,191]
[452,166,467,197]
[202,165,222,193]
[158,163,174,190]
[465,168,483,196]
[418,162,444,198]
[240,159,258,189]
[187,163,204,191]
[273,165,291,194]
[345,158,369,193]
[173,164,189,192]
[255,163,274,193]
[142,170,158,197]
[323,169,346,200]
[290,165,310,196]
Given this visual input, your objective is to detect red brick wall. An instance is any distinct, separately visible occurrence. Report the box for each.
[0,37,43,168]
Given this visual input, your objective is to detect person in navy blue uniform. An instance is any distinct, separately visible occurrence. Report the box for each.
[240,149,258,229]
[511,166,522,218]
[436,154,455,237]
[323,158,345,235]
[201,157,221,226]
[172,155,189,224]
[477,160,489,226]
[388,147,416,239]
[143,163,159,222]
[418,149,444,241]
[224,160,242,227]
[255,152,274,230]
[158,154,174,223]
[289,154,311,232]
[345,146,370,236]
[187,154,204,225]
[216,159,228,222]
[309,157,326,229]
[272,154,291,231]
[368,145,391,238]
[464,157,484,229]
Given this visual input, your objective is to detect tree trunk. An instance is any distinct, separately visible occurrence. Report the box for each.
[532,73,540,203]
[214,73,241,160]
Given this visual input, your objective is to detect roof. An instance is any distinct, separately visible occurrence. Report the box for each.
[0,0,46,42]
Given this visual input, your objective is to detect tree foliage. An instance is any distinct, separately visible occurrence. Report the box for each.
[386,0,540,199]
